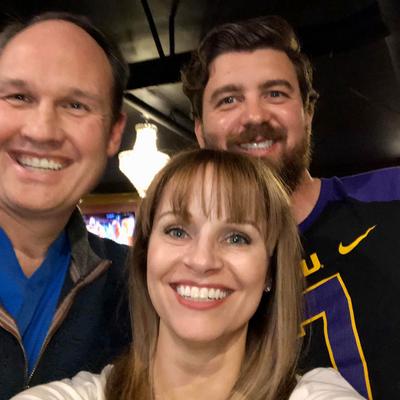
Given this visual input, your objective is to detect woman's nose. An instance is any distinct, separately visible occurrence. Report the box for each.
[182,235,223,274]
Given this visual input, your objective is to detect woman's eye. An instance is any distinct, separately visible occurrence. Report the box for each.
[225,233,250,245]
[165,227,188,239]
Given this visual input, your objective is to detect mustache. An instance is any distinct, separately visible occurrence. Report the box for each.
[226,123,287,148]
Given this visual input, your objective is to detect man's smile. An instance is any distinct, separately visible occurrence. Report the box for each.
[16,155,65,171]
[10,151,70,172]
[239,139,274,150]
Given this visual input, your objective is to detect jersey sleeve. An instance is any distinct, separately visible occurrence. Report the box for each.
[341,167,400,202]
[10,365,111,400]
[290,368,366,400]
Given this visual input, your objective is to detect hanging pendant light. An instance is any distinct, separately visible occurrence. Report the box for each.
[118,123,170,197]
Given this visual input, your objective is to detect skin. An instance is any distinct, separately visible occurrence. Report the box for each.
[147,167,268,399]
[0,20,126,275]
[195,49,321,223]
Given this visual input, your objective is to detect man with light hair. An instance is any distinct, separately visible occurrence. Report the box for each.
[0,12,130,398]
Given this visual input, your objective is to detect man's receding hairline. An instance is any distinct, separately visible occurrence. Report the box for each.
[0,19,115,85]
[3,19,106,52]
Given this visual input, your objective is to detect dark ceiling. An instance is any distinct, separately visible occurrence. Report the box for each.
[1,0,399,194]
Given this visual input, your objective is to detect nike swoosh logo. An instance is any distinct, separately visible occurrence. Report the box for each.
[338,225,376,255]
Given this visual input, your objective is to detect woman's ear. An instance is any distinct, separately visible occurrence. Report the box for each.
[264,277,272,293]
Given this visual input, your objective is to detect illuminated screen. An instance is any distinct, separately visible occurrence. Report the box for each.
[83,212,135,246]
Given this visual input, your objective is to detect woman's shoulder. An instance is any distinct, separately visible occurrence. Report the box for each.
[290,368,366,399]
[10,365,112,400]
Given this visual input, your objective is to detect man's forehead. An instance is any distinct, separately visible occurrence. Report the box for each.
[0,20,113,95]
[205,48,299,95]
[5,20,75,46]
[0,20,105,64]
[208,49,295,76]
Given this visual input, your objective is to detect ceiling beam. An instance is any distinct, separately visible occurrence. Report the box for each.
[124,92,195,143]
[127,52,191,90]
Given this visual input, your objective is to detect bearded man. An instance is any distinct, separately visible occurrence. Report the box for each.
[181,16,400,400]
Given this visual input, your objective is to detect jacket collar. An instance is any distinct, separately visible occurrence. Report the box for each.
[66,209,103,283]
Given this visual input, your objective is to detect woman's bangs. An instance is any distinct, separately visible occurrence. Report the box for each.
[204,160,268,235]
[154,155,269,238]
[164,162,207,220]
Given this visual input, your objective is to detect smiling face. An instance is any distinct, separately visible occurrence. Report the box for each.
[147,166,268,345]
[195,49,313,191]
[0,20,125,220]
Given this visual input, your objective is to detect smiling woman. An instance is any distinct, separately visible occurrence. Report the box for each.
[12,149,364,400]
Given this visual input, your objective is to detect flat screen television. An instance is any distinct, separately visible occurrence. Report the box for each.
[83,212,135,246]
[80,193,138,246]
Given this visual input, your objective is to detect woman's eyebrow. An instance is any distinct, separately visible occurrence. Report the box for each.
[155,210,191,222]
[224,219,262,233]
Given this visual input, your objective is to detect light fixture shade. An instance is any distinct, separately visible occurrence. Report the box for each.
[118,123,170,197]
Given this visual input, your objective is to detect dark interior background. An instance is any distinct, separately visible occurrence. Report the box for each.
[1,0,399,195]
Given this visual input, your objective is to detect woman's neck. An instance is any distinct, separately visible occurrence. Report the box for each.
[153,324,247,400]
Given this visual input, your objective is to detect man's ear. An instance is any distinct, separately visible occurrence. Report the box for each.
[107,112,127,157]
[305,107,314,136]
[194,118,206,148]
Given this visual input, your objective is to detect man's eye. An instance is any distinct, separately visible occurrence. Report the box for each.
[5,93,30,103]
[217,96,237,107]
[225,232,250,245]
[67,102,88,110]
[61,101,90,113]
[165,227,188,239]
[223,96,235,104]
[269,90,287,98]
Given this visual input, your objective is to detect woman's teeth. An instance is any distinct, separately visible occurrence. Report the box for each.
[176,285,229,301]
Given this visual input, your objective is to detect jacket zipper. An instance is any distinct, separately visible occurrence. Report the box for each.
[19,336,30,388]
[0,308,30,388]
[25,259,112,387]
[25,283,84,387]
[25,329,52,388]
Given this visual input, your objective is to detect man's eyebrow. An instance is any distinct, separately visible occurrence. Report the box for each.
[209,84,243,104]
[65,88,103,103]
[0,79,102,103]
[0,78,30,90]
[260,79,294,92]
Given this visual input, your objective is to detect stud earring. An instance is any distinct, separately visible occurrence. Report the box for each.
[264,283,272,293]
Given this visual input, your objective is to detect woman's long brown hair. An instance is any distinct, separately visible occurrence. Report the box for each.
[106,149,304,400]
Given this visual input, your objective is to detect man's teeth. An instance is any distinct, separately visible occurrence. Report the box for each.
[18,156,64,171]
[176,285,229,301]
[240,140,273,150]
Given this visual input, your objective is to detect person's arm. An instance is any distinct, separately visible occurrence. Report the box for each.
[290,368,366,399]
[10,365,111,400]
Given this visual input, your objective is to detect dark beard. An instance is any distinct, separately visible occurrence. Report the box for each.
[202,122,311,193]
[275,131,311,193]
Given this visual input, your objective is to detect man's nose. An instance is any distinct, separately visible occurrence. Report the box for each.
[183,235,223,275]
[21,102,64,145]
[240,97,271,126]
